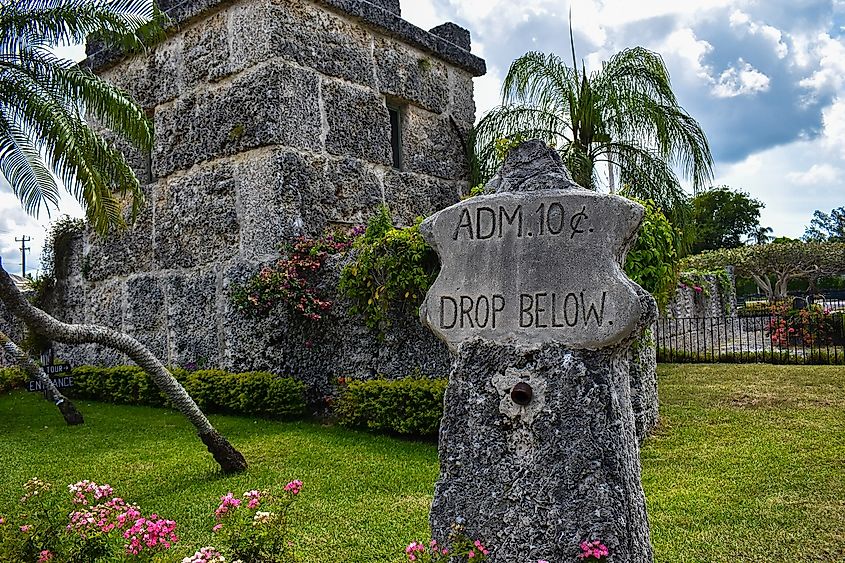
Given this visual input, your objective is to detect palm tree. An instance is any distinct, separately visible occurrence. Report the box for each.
[470,37,713,230]
[0,1,247,473]
[747,226,774,245]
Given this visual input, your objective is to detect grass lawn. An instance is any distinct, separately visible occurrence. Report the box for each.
[0,364,843,562]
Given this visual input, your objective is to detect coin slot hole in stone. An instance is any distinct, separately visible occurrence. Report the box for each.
[510,382,533,405]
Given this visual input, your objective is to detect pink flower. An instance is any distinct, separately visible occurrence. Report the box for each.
[283,480,303,495]
[37,550,53,562]
[212,523,223,533]
[20,524,32,533]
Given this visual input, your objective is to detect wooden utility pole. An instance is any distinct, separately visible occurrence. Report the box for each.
[14,235,30,277]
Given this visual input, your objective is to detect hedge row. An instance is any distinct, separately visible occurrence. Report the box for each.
[67,366,307,419]
[334,378,447,438]
[0,367,26,394]
[657,348,845,365]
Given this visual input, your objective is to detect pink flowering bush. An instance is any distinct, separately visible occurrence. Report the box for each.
[208,480,303,562]
[405,522,490,562]
[578,539,610,560]
[0,478,179,562]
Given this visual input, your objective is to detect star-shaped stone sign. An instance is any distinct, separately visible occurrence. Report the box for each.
[420,163,646,352]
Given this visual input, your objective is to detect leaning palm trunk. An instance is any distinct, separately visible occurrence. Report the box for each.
[0,262,247,473]
[0,329,84,425]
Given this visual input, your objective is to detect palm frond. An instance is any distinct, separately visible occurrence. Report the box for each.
[0,0,165,54]
[0,107,60,216]
[468,104,572,186]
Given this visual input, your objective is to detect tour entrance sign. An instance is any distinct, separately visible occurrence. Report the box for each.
[421,140,656,562]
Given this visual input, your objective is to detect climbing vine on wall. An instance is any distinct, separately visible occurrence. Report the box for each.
[230,229,359,321]
[339,205,439,334]
[678,268,733,315]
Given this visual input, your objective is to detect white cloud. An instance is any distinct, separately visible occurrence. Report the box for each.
[820,97,845,157]
[729,9,788,59]
[786,163,841,185]
[798,33,845,95]
[712,59,770,97]
[657,28,714,82]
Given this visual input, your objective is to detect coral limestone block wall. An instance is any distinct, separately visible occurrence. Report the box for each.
[50,0,485,394]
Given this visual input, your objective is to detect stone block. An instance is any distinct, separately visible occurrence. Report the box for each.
[448,67,476,124]
[429,22,470,51]
[96,37,180,109]
[83,184,154,282]
[165,270,220,367]
[322,79,392,165]
[374,36,449,114]
[154,159,239,269]
[382,170,463,226]
[153,60,322,178]
[375,309,450,377]
[182,12,231,84]
[260,0,375,86]
[402,106,467,180]
[125,275,168,361]
[236,149,382,261]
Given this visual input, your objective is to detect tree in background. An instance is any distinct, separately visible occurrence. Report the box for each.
[0,0,247,473]
[803,207,845,242]
[469,38,713,241]
[747,225,773,245]
[690,186,765,254]
[683,241,845,300]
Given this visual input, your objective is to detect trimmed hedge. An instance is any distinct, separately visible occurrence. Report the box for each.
[0,367,26,394]
[67,366,307,419]
[657,348,845,365]
[334,378,446,438]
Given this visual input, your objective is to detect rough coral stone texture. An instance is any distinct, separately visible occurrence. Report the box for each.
[448,67,476,125]
[430,340,653,563]
[182,11,231,85]
[165,270,220,367]
[629,328,658,444]
[259,0,376,86]
[322,79,392,166]
[83,185,154,282]
[125,275,168,361]
[154,160,239,269]
[373,36,449,114]
[382,170,464,226]
[402,106,467,180]
[153,61,322,178]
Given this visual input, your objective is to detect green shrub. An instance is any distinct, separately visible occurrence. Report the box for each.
[657,348,845,365]
[335,378,447,438]
[0,367,27,394]
[67,366,307,419]
[339,206,439,334]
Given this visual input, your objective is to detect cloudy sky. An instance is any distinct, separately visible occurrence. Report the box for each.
[2,0,843,275]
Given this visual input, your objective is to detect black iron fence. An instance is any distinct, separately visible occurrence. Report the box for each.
[655,313,845,365]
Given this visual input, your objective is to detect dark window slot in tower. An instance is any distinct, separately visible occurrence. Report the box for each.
[388,105,402,169]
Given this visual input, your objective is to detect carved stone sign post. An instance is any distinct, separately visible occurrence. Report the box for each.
[421,141,656,562]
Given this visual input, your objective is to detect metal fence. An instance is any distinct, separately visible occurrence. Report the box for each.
[655,313,845,364]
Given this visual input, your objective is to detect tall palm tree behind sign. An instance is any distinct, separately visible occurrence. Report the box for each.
[470,27,714,221]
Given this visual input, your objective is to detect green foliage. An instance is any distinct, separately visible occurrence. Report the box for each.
[469,45,713,224]
[657,347,845,365]
[624,199,678,311]
[690,186,765,253]
[230,229,357,321]
[677,268,733,315]
[803,206,845,242]
[0,367,26,394]
[339,206,438,333]
[67,365,307,419]
[334,377,447,438]
[682,241,845,300]
[0,0,166,235]
[28,216,86,317]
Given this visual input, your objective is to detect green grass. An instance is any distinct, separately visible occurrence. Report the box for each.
[1,364,843,562]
